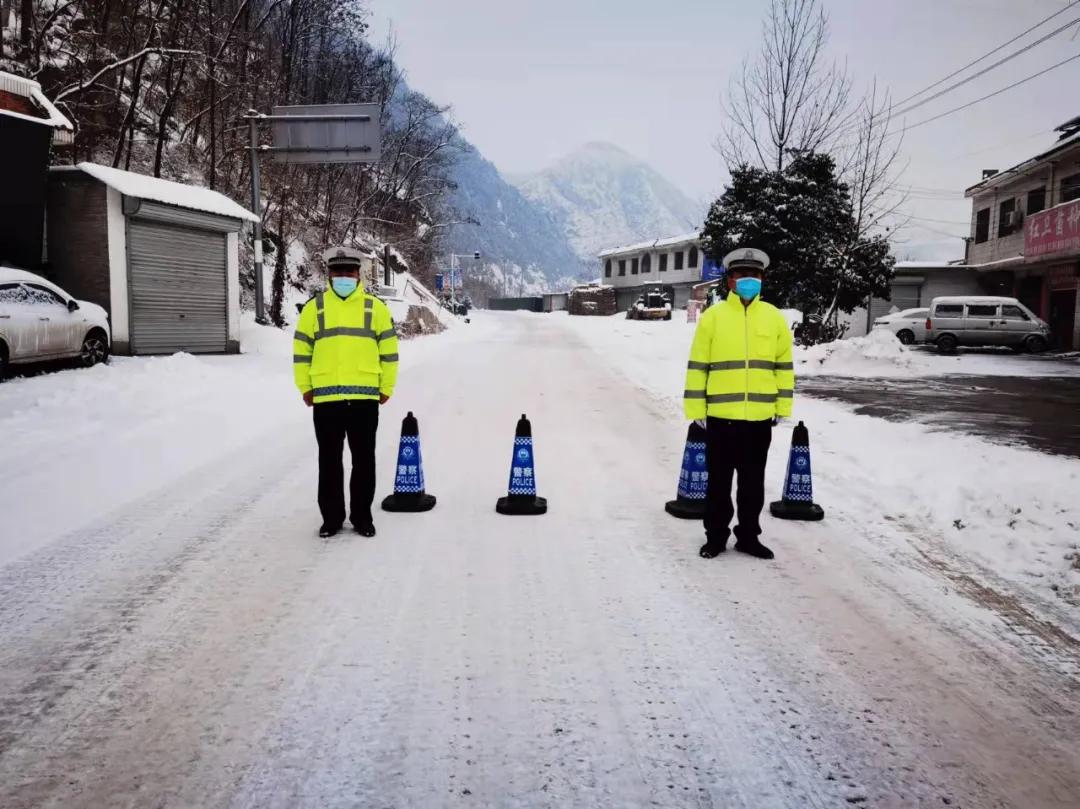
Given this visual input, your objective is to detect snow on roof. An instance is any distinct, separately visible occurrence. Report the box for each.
[598,231,700,258]
[69,162,258,222]
[0,71,74,142]
[964,255,1026,271]
[894,261,969,270]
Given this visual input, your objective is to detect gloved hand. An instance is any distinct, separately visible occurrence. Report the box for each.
[772,415,788,426]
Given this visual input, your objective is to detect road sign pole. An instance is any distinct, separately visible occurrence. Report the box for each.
[248,115,266,324]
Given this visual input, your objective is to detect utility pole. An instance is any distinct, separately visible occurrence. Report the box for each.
[247,113,267,324]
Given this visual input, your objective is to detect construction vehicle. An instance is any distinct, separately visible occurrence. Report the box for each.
[626,287,673,321]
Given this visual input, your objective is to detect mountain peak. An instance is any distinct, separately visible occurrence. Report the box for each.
[511,143,705,263]
[557,141,638,168]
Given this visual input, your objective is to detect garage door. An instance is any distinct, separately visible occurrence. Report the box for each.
[128,221,228,354]
[868,282,922,323]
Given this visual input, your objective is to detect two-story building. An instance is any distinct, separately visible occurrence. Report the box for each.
[598,232,710,311]
[964,117,1080,350]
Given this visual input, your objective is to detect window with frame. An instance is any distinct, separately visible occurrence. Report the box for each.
[641,253,651,273]
[604,260,612,278]
[934,303,964,316]
[659,253,668,272]
[688,246,699,268]
[997,198,1016,237]
[1062,173,1080,203]
[24,284,67,306]
[1001,305,1030,320]
[1027,187,1046,215]
[618,259,626,276]
[631,258,639,275]
[0,283,28,304]
[674,251,684,270]
[966,304,998,318]
[974,208,990,243]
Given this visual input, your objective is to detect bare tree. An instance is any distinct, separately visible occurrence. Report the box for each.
[839,80,908,242]
[719,0,908,307]
[719,0,852,172]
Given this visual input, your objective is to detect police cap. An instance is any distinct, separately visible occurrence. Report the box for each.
[322,245,366,273]
[723,247,770,273]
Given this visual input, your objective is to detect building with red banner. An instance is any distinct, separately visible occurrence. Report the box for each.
[964,117,1080,350]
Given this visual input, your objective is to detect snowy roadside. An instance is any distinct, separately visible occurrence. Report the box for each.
[558,311,1080,616]
[0,312,470,567]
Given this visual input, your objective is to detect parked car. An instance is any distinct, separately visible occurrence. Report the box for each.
[926,296,1051,353]
[871,307,929,345]
[0,268,111,379]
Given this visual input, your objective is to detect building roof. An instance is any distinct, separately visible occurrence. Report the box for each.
[964,129,1080,197]
[0,71,74,142]
[598,231,699,259]
[56,162,259,223]
[894,260,967,270]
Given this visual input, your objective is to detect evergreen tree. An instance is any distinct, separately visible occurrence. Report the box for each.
[701,151,894,338]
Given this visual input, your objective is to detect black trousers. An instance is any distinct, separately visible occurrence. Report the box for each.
[704,417,773,544]
[313,400,380,528]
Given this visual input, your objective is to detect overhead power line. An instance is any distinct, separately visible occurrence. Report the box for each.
[887,17,1080,120]
[903,52,1080,131]
[905,214,971,226]
[896,222,967,239]
[892,0,1080,108]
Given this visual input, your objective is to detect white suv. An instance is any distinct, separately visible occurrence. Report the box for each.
[0,267,111,379]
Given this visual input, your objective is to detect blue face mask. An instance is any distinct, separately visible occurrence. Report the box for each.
[331,277,358,298]
[734,277,762,300]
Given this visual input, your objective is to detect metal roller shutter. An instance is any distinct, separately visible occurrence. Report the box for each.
[128,221,228,354]
[868,282,922,324]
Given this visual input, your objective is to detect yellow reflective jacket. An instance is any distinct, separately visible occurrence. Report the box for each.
[293,289,399,404]
[684,293,794,421]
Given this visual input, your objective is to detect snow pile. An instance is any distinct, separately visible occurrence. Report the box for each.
[796,329,926,377]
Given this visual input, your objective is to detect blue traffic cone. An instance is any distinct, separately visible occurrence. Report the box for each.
[495,414,547,515]
[665,421,708,519]
[769,420,825,521]
[381,412,436,512]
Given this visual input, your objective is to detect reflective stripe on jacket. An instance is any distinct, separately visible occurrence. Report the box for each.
[293,289,399,403]
[683,293,794,421]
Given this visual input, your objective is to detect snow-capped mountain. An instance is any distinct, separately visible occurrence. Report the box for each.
[510,142,706,265]
[444,141,586,293]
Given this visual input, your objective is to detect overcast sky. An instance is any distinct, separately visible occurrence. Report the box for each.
[370,0,1080,258]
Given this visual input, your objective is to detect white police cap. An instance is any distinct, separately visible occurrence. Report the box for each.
[321,245,369,272]
[723,247,770,272]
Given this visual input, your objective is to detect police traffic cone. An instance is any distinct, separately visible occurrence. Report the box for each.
[665,421,708,519]
[381,412,437,512]
[769,420,825,521]
[495,414,548,515]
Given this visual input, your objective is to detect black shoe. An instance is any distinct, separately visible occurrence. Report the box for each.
[319,524,342,538]
[355,523,376,538]
[699,539,727,559]
[734,539,774,560]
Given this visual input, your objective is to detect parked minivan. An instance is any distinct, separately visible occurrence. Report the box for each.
[926,296,1051,353]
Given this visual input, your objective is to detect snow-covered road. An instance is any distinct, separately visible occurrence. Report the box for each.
[1,312,1078,808]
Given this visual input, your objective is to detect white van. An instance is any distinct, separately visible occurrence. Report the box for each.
[926,296,1051,353]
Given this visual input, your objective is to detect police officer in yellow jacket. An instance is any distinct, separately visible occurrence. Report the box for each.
[684,248,794,560]
[294,247,399,538]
